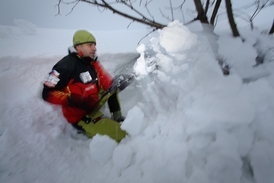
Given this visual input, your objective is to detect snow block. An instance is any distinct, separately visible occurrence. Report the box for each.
[160,20,198,55]
[112,144,133,169]
[250,141,274,183]
[121,106,145,136]
[89,135,117,165]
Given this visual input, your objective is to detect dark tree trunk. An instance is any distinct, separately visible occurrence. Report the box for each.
[193,0,209,23]
[269,19,274,34]
[210,0,222,26]
[225,0,240,37]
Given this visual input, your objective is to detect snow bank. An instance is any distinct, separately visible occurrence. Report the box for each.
[89,135,117,166]
[130,20,274,183]
[13,19,37,35]
[121,106,145,136]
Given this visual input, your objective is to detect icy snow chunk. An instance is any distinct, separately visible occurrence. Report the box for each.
[159,20,198,55]
[153,156,188,183]
[205,131,242,183]
[112,144,133,169]
[157,70,170,82]
[146,141,188,183]
[89,135,117,165]
[13,19,37,35]
[132,137,152,164]
[192,57,223,88]
[206,97,255,124]
[250,141,274,183]
[255,110,274,144]
[121,106,145,136]
[133,46,148,77]
[185,95,255,134]
[211,74,242,98]
[187,134,213,152]
[188,169,209,183]
[136,44,145,53]
[155,53,174,73]
[117,164,142,183]
[246,78,274,112]
[232,126,254,157]
[208,130,239,155]
[205,152,242,183]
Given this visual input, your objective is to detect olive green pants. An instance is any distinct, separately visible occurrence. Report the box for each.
[74,90,127,142]
[75,111,127,142]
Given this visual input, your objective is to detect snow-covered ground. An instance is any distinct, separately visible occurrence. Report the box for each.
[0,19,274,183]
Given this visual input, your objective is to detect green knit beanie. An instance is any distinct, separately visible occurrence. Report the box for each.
[73,30,96,46]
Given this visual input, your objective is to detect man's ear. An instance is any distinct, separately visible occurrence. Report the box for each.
[75,45,80,51]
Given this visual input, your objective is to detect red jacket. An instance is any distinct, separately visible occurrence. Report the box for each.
[42,52,118,123]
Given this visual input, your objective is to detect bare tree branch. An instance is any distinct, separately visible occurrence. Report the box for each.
[141,0,155,20]
[269,19,274,34]
[55,0,62,15]
[250,0,269,24]
[184,18,199,25]
[65,1,80,16]
[159,8,173,22]
[173,0,187,10]
[169,0,174,21]
[101,0,165,28]
[137,28,157,44]
[119,0,150,20]
[144,2,154,20]
[56,0,166,29]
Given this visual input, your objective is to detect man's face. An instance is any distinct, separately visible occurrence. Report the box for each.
[77,43,96,58]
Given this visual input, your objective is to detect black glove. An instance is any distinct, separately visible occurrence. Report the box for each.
[112,74,135,91]
[100,74,135,100]
[112,111,125,123]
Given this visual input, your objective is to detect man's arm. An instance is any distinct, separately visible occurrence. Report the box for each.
[42,57,74,105]
[93,61,113,91]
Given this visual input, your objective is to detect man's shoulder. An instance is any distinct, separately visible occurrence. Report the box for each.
[59,54,78,63]
[54,54,78,71]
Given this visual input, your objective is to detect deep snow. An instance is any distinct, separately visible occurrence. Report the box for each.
[0,19,274,183]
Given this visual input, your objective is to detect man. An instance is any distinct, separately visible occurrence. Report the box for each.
[42,30,128,142]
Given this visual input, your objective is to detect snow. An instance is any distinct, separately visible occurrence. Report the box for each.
[112,144,133,169]
[121,106,145,136]
[89,135,117,166]
[13,19,37,35]
[1,18,274,183]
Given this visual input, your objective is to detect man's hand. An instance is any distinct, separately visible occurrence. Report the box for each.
[112,74,135,91]
[92,73,135,106]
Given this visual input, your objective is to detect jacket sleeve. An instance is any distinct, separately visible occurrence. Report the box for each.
[42,57,74,105]
[93,61,121,113]
[93,61,113,90]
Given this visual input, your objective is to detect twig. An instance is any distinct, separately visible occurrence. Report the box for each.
[169,0,174,21]
[55,0,62,16]
[137,28,157,45]
[144,0,154,20]
[65,1,80,16]
[160,8,172,22]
